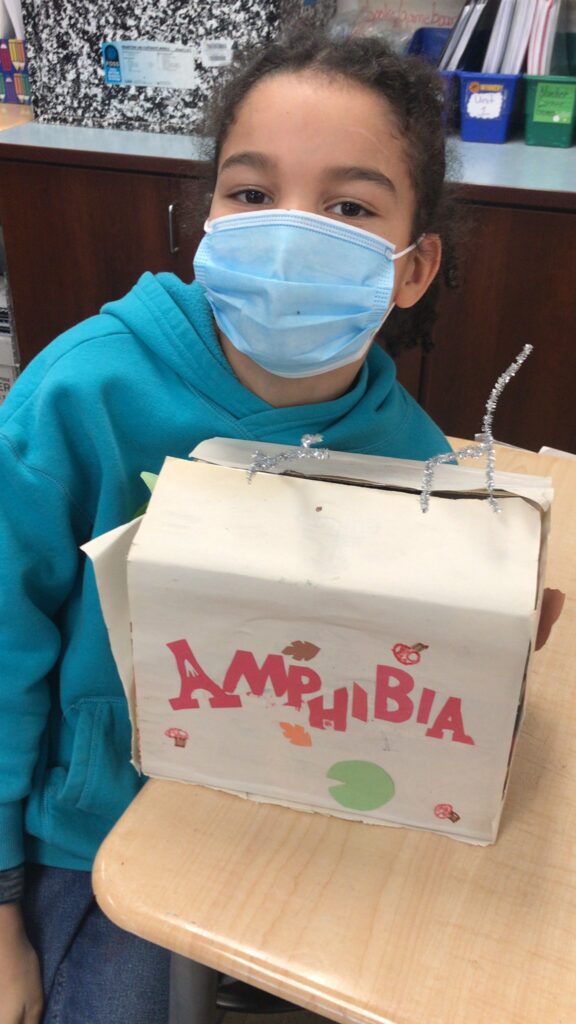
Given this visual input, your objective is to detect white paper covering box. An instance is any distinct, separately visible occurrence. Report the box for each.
[83,440,553,845]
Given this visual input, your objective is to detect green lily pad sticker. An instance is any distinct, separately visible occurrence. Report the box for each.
[327,760,395,811]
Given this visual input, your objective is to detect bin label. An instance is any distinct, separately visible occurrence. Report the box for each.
[466,89,504,120]
[533,82,576,125]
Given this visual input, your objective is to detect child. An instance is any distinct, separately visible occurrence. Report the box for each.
[0,27,457,1024]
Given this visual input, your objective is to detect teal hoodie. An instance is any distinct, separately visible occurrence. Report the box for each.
[0,273,450,872]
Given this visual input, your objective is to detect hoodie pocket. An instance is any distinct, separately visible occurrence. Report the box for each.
[56,697,140,821]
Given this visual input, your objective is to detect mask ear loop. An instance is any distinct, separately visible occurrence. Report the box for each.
[390,233,427,262]
[381,234,426,334]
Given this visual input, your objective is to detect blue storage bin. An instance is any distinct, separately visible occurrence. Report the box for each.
[440,70,459,132]
[459,72,521,143]
[408,28,451,64]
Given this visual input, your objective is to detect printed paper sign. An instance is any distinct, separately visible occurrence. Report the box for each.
[102,40,198,90]
[199,38,233,68]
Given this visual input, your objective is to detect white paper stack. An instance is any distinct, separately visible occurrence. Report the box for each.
[527,0,564,74]
[499,0,540,72]
[466,0,562,75]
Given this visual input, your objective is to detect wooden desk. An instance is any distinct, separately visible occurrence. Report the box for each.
[93,446,576,1024]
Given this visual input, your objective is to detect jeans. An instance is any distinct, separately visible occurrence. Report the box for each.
[21,863,171,1024]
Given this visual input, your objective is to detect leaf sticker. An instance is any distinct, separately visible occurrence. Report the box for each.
[282,641,320,661]
[140,471,159,494]
[279,722,312,747]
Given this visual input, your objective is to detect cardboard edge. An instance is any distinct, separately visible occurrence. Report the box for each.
[82,518,143,771]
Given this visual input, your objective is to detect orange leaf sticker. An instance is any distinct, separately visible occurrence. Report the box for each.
[279,722,313,747]
[282,640,320,661]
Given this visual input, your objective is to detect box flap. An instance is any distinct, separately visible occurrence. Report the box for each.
[82,518,142,769]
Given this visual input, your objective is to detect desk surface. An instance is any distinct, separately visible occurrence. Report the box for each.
[93,445,576,1024]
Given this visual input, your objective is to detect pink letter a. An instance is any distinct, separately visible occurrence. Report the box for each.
[168,640,242,710]
[426,697,474,745]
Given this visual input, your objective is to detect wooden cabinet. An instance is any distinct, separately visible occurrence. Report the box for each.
[426,189,576,453]
[0,142,574,451]
[0,149,209,368]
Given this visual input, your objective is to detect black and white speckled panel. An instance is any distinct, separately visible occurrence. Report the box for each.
[21,0,335,133]
[282,0,336,27]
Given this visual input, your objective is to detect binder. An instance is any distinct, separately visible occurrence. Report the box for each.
[438,2,476,70]
[439,0,501,72]
[482,0,516,73]
[499,0,539,73]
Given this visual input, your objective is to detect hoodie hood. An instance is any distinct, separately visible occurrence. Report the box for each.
[101,272,448,459]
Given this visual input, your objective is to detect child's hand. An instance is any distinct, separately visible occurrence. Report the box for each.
[536,588,566,651]
[0,903,43,1024]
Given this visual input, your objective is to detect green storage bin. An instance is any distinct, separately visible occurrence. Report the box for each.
[524,75,576,147]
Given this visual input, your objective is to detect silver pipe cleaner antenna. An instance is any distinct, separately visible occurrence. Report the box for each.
[420,344,534,514]
[248,433,329,482]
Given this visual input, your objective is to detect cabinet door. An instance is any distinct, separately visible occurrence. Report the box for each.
[0,161,208,366]
[425,203,576,453]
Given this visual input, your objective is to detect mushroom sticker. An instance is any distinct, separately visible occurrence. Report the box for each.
[434,803,460,823]
[165,727,189,748]
[391,642,429,666]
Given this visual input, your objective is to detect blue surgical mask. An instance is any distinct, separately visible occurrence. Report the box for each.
[193,209,418,379]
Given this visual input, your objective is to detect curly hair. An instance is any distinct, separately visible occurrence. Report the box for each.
[200,27,461,357]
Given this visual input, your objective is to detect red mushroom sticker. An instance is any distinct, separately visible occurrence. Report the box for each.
[434,803,460,823]
[392,642,429,666]
[165,727,189,749]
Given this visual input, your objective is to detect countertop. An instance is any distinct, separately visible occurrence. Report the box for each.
[0,121,574,199]
[0,105,35,133]
[0,121,209,163]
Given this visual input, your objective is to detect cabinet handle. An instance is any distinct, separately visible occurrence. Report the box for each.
[168,203,180,254]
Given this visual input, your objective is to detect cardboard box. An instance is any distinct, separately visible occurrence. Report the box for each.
[84,439,552,844]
